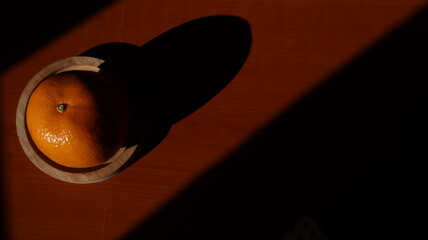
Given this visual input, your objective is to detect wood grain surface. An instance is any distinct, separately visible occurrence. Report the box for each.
[1,0,426,239]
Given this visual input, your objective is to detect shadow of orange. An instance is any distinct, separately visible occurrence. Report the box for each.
[81,15,252,169]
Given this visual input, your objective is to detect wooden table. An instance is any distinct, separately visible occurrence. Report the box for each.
[1,0,426,239]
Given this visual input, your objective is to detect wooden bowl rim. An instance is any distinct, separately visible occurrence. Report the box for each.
[16,56,137,184]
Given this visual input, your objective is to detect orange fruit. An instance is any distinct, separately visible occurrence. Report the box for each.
[26,70,129,168]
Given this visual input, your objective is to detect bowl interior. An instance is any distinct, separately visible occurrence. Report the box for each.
[16,56,138,183]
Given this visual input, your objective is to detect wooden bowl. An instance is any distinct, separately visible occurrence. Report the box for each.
[16,56,138,184]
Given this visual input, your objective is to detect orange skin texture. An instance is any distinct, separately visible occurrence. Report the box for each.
[26,70,129,168]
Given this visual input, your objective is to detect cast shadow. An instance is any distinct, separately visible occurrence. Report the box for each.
[81,15,252,164]
[0,0,116,73]
[121,6,428,240]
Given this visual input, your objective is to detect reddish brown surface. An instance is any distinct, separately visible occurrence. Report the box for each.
[1,0,426,239]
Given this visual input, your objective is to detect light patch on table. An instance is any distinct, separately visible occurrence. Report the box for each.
[282,216,329,240]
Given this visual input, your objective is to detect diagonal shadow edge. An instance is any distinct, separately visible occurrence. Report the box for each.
[121,6,428,240]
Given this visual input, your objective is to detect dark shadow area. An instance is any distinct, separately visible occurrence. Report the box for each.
[0,0,116,73]
[81,15,252,164]
[122,7,428,240]
[0,1,117,239]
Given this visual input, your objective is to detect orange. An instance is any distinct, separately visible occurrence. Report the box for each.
[26,70,129,168]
